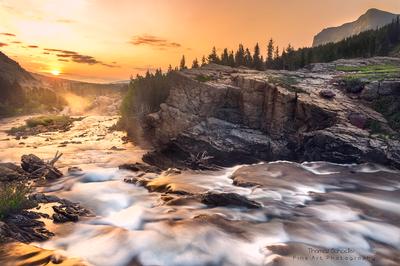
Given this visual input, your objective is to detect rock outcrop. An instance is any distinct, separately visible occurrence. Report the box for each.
[142,58,400,169]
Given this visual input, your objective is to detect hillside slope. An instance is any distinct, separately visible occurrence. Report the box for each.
[313,8,398,47]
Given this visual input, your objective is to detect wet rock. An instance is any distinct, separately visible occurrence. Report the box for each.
[29,193,60,203]
[163,168,182,176]
[119,162,161,174]
[52,203,91,223]
[0,163,27,181]
[4,211,54,243]
[319,89,336,99]
[68,166,84,176]
[348,112,367,129]
[110,146,126,151]
[200,192,262,209]
[123,176,150,186]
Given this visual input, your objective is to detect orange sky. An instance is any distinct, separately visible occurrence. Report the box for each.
[1,0,400,83]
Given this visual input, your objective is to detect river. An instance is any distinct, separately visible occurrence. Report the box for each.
[0,115,399,266]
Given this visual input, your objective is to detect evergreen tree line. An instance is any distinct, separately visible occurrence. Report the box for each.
[121,17,400,122]
[179,16,400,71]
[121,69,172,119]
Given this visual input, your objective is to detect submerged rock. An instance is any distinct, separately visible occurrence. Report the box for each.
[200,192,262,209]
[119,162,161,174]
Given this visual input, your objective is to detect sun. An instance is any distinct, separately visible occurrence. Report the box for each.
[51,69,61,76]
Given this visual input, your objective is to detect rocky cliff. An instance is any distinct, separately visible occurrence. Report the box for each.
[313,8,399,47]
[143,58,400,169]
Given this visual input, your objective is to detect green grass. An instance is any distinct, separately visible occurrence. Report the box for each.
[195,74,213,82]
[0,183,30,219]
[25,115,71,128]
[337,64,400,81]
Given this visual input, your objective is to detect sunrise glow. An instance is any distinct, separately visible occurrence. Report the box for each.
[51,69,60,76]
[0,0,400,83]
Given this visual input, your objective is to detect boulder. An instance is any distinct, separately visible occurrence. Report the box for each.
[348,113,367,129]
[319,89,336,99]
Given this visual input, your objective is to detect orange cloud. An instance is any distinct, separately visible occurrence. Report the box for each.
[0,42,8,47]
[45,48,118,68]
[130,34,181,48]
[1,32,16,37]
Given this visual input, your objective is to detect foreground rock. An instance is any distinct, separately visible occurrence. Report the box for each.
[0,153,90,245]
[142,58,400,169]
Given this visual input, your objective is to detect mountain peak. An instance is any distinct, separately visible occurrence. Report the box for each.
[313,8,399,47]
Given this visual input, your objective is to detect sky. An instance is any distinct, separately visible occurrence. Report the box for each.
[0,0,399,83]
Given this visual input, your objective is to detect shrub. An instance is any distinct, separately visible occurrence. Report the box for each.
[195,75,213,82]
[25,115,71,128]
[0,183,30,219]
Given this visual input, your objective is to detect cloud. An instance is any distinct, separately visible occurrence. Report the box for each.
[44,48,118,68]
[11,41,22,44]
[130,34,181,49]
[0,42,8,47]
[1,33,16,37]
[27,45,39,48]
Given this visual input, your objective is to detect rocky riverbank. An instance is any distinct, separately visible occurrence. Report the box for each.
[0,153,91,245]
[142,57,400,169]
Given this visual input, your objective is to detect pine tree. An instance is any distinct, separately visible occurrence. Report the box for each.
[244,48,253,67]
[274,46,279,59]
[208,46,220,64]
[201,56,207,66]
[228,51,235,67]
[221,48,229,65]
[179,55,187,70]
[253,43,263,70]
[167,64,173,73]
[235,44,245,66]
[192,58,199,68]
[266,38,274,68]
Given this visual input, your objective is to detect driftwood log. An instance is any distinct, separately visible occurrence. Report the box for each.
[21,151,63,179]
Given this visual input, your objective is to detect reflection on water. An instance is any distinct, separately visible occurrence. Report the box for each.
[0,116,399,266]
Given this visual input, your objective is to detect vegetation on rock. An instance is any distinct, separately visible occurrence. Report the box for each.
[0,183,30,219]
[7,115,80,136]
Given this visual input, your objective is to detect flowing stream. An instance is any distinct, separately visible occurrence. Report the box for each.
[0,115,399,266]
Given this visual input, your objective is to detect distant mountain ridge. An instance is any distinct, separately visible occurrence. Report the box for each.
[0,51,125,116]
[313,8,399,47]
